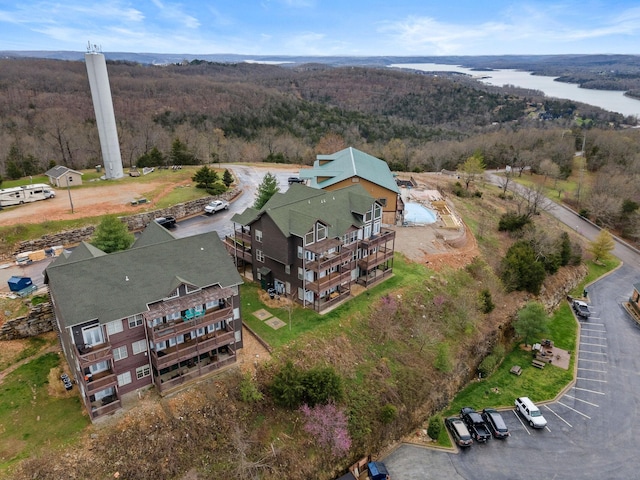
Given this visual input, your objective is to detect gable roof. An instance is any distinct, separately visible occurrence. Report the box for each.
[300,147,399,194]
[131,219,176,248]
[44,165,83,179]
[233,183,376,239]
[45,230,242,328]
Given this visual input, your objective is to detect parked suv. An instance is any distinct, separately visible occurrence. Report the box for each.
[482,408,510,439]
[515,396,547,429]
[572,299,590,319]
[288,176,305,184]
[445,417,473,447]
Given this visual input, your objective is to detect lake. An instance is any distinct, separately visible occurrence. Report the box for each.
[390,63,640,119]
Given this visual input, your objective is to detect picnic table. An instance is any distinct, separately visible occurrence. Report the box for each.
[510,365,522,376]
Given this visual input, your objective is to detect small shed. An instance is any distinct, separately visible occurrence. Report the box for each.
[8,276,33,292]
[44,166,83,187]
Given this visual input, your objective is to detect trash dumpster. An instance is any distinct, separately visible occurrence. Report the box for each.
[8,276,33,292]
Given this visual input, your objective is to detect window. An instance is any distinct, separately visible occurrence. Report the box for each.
[297,246,303,259]
[113,345,128,361]
[90,361,108,374]
[256,249,264,262]
[373,220,381,235]
[255,229,262,242]
[298,267,304,280]
[132,339,147,355]
[136,365,151,380]
[128,314,143,328]
[285,265,291,275]
[82,325,103,346]
[106,320,123,336]
[185,284,200,294]
[377,198,387,208]
[316,223,327,241]
[305,231,314,245]
[365,210,373,222]
[167,311,181,321]
[374,203,383,217]
[164,289,179,300]
[117,371,132,386]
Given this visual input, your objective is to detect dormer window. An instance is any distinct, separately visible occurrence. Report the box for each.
[316,223,327,241]
[164,289,179,300]
[305,231,315,245]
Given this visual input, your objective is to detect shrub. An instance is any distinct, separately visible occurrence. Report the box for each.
[206,182,228,196]
[270,361,304,409]
[479,289,495,314]
[239,373,263,403]
[427,415,442,440]
[301,366,344,407]
[498,212,531,232]
[380,404,398,424]
[500,240,546,294]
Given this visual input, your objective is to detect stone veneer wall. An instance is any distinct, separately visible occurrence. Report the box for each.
[0,302,56,340]
[8,188,239,258]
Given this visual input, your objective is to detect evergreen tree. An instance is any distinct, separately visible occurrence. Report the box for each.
[253,172,280,209]
[192,165,219,189]
[222,169,234,187]
[169,138,198,165]
[558,231,572,266]
[91,215,135,253]
[500,240,546,294]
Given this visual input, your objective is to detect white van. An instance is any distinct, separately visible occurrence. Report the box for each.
[515,397,547,428]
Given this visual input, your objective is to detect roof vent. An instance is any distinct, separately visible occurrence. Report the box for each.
[125,276,129,282]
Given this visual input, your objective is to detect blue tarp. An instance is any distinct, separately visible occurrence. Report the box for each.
[8,276,32,292]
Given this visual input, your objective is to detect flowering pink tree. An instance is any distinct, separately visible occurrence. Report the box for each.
[299,402,351,457]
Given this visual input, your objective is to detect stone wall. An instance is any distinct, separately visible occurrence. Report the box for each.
[0,302,56,340]
[9,188,240,257]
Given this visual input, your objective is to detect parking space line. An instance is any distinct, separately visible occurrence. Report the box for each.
[544,405,571,428]
[580,327,606,332]
[576,377,607,383]
[578,358,608,364]
[564,394,599,407]
[580,342,607,347]
[579,350,607,356]
[573,386,605,395]
[511,409,531,434]
[582,321,604,326]
[580,334,606,340]
[577,367,606,373]
[557,401,592,419]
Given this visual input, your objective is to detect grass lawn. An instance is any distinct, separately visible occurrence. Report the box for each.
[0,353,88,472]
[241,254,428,349]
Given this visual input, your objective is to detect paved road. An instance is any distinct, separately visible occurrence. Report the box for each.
[384,173,640,479]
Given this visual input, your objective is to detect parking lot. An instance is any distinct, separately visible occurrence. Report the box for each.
[384,264,640,479]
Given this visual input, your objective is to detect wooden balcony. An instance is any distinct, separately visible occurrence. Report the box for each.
[154,352,237,394]
[305,247,354,272]
[148,306,233,343]
[306,270,352,292]
[76,342,113,369]
[150,330,235,371]
[89,395,121,420]
[359,229,396,249]
[84,369,118,396]
[358,247,394,270]
[316,290,351,312]
[224,236,252,263]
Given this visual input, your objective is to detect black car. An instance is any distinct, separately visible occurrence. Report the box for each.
[481,408,510,439]
[460,407,492,442]
[445,416,473,447]
[288,177,305,184]
[154,216,177,228]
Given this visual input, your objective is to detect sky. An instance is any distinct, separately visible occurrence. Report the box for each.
[1,0,639,56]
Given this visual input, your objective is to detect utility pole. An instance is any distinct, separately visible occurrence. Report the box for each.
[66,175,74,213]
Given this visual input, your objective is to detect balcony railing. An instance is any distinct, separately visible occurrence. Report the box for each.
[316,290,351,312]
[149,306,233,343]
[84,370,118,396]
[358,247,394,270]
[306,270,352,292]
[76,342,113,368]
[305,247,354,272]
[224,236,253,263]
[150,330,235,371]
[359,229,396,248]
[154,353,237,393]
[89,395,121,420]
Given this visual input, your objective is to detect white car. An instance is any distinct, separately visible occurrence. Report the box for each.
[515,396,547,429]
[204,200,229,214]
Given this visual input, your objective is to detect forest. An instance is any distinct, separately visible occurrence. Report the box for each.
[0,57,638,241]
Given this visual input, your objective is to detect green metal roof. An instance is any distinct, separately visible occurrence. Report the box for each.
[300,147,400,194]
[45,230,242,328]
[239,183,375,239]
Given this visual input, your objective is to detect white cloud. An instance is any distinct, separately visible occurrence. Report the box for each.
[151,0,200,29]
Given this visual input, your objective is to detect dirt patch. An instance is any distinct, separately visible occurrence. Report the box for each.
[0,179,188,227]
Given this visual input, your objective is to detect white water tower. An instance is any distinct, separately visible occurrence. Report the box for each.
[85,43,124,179]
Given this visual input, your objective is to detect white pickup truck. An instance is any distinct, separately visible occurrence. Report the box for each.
[204,199,229,214]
